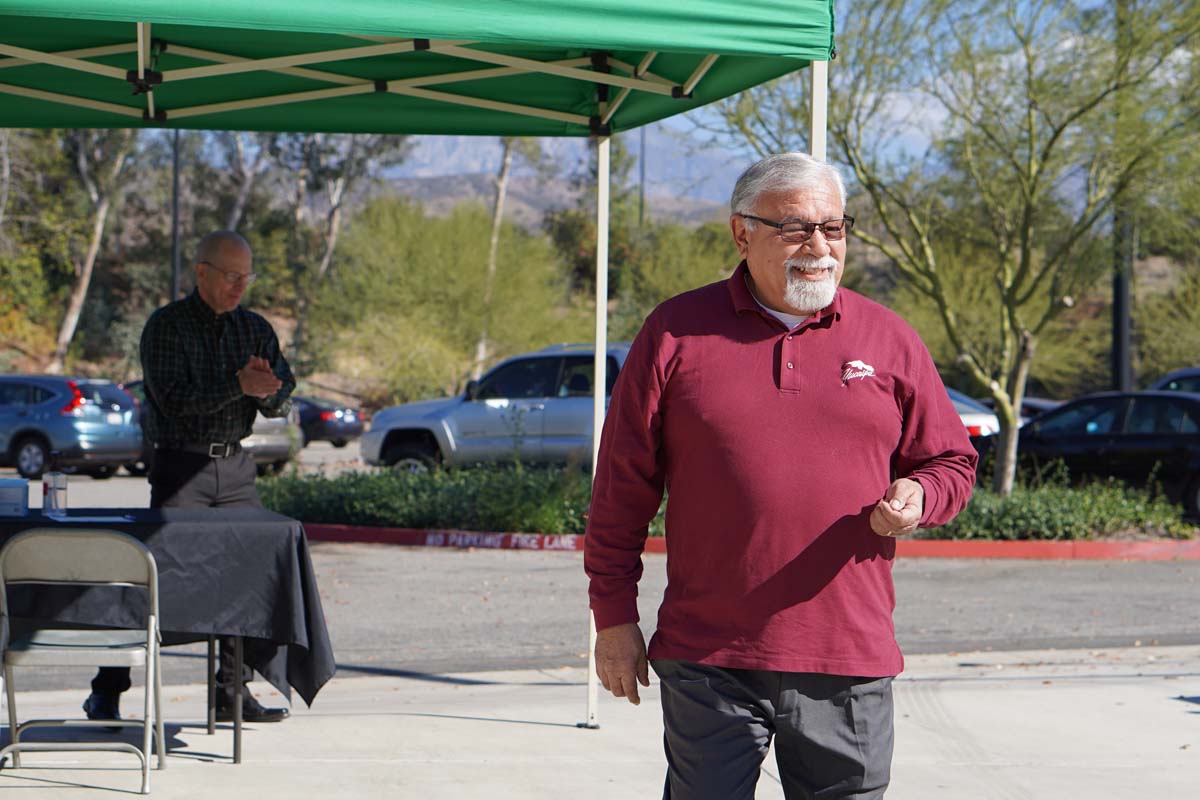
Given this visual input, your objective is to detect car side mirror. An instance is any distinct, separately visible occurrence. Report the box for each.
[465,380,480,401]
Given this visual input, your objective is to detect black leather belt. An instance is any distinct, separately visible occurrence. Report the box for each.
[157,441,243,458]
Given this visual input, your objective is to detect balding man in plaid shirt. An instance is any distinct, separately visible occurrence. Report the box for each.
[85,230,295,726]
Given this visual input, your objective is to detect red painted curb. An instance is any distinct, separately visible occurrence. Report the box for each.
[303,523,1197,559]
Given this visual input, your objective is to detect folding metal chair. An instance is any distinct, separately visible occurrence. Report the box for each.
[0,528,165,794]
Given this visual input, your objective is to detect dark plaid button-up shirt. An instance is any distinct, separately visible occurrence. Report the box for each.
[139,289,295,446]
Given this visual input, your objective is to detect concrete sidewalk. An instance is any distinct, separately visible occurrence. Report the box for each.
[1,645,1196,798]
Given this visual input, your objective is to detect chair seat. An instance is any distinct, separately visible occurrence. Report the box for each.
[5,628,149,667]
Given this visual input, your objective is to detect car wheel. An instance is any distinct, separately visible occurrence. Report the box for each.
[270,460,289,475]
[86,465,115,480]
[385,444,439,474]
[331,439,348,448]
[124,461,148,477]
[14,436,49,479]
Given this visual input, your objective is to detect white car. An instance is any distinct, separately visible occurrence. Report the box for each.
[947,388,1000,437]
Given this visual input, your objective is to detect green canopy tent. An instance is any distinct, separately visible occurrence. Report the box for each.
[0,0,836,726]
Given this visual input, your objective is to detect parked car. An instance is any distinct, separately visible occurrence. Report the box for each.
[293,395,365,448]
[1147,367,1200,394]
[974,390,1200,516]
[975,395,1064,426]
[947,387,1001,437]
[122,380,301,476]
[242,405,303,475]
[0,375,142,479]
[361,343,630,472]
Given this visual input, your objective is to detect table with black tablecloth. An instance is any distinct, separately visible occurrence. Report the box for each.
[0,507,336,760]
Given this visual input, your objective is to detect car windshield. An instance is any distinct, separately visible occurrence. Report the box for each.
[1156,374,1200,393]
[79,382,133,410]
[946,387,991,414]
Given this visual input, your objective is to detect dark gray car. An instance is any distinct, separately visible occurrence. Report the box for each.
[0,375,142,479]
[1147,367,1200,394]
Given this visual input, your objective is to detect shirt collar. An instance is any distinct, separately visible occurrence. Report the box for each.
[185,287,233,324]
[727,260,844,327]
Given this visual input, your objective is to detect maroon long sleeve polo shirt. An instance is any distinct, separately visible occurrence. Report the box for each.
[585,263,978,677]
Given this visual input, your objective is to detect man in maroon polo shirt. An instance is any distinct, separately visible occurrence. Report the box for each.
[584,153,977,799]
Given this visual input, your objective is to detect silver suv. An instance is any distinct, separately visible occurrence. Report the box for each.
[361,343,630,471]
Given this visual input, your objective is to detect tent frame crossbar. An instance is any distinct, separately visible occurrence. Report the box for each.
[160,39,475,82]
[0,81,143,117]
[0,25,706,129]
[0,41,126,79]
[432,43,680,97]
[0,43,134,71]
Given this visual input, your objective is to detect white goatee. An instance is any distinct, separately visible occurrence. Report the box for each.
[783,256,839,313]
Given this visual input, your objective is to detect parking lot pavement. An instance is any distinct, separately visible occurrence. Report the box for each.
[1,645,1196,799]
[1,440,370,510]
[294,439,365,476]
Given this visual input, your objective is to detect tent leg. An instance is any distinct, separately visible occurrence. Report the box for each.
[581,134,610,730]
[810,60,828,161]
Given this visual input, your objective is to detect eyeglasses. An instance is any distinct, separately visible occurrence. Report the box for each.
[200,261,258,286]
[738,214,855,243]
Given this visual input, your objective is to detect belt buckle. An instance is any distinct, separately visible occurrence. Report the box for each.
[208,442,228,458]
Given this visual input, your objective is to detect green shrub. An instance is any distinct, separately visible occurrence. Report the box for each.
[260,465,594,535]
[925,480,1196,541]
[260,466,1196,541]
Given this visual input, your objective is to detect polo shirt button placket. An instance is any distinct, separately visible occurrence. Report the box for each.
[781,331,803,392]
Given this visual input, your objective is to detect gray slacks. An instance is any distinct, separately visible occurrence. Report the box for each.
[93,449,261,696]
[652,659,894,800]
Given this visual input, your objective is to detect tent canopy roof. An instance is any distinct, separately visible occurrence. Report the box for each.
[0,0,834,136]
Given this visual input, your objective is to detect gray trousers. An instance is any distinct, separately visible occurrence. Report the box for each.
[652,659,894,800]
[93,449,260,696]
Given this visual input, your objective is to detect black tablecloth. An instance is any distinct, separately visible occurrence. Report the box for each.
[0,508,335,706]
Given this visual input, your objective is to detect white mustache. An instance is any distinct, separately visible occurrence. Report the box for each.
[785,256,838,273]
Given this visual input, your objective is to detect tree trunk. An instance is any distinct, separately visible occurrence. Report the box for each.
[990,334,1036,495]
[225,138,260,230]
[990,407,1021,496]
[289,172,310,366]
[47,194,111,374]
[0,131,10,231]
[315,193,344,282]
[472,138,514,379]
[293,176,346,368]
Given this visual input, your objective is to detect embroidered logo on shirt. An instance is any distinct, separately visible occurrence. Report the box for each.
[841,360,876,385]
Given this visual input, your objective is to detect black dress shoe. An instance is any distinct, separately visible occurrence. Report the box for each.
[83,692,123,732]
[215,692,290,723]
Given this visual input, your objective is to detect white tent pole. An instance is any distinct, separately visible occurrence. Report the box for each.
[810,60,828,161]
[584,134,610,730]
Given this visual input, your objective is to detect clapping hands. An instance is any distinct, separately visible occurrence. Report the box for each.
[238,355,282,399]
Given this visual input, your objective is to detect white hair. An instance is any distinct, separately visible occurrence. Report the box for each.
[730,153,847,224]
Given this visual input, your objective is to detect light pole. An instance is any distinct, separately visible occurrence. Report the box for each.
[170,129,181,300]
